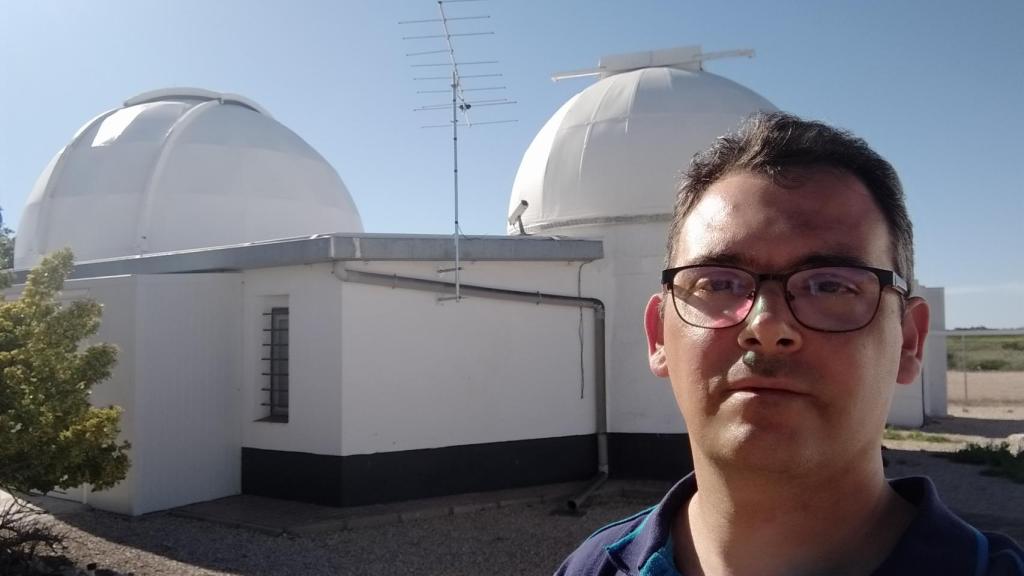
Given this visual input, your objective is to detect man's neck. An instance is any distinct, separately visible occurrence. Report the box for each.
[674,453,917,576]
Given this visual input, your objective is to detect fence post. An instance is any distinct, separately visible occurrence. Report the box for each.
[960,334,968,407]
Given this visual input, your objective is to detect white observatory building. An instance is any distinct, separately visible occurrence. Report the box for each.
[5,48,947,515]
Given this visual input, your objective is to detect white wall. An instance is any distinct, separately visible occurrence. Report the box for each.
[65,278,140,513]
[6,273,246,515]
[339,260,597,455]
[551,222,687,435]
[131,274,243,514]
[592,223,686,434]
[5,276,140,514]
[888,376,924,428]
[238,260,599,458]
[920,286,948,417]
[241,264,345,456]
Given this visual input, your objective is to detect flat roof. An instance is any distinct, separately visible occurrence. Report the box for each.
[9,233,604,283]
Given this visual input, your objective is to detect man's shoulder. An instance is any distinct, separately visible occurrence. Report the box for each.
[981,531,1024,575]
[555,475,697,576]
[554,506,656,576]
[883,476,1024,575]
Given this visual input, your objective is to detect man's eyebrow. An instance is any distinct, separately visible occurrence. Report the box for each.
[792,252,873,269]
[685,252,751,267]
[682,251,873,270]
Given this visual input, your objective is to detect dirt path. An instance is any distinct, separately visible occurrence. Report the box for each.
[947,370,1024,403]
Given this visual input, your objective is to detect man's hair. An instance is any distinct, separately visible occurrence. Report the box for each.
[665,111,915,291]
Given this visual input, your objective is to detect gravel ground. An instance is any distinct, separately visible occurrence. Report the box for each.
[10,411,1022,576]
[27,455,1024,576]
[28,492,658,576]
[884,450,1024,543]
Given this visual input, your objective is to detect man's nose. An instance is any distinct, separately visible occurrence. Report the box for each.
[737,282,803,353]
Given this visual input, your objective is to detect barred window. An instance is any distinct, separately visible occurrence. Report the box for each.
[260,307,289,422]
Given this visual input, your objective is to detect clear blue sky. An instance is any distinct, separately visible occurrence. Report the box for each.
[1,1,1022,328]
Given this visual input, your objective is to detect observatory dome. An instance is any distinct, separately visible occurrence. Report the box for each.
[15,88,363,269]
[508,56,776,234]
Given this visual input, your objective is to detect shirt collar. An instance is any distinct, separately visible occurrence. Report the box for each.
[604,472,695,576]
[603,474,984,576]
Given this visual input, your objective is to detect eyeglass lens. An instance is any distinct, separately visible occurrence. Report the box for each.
[670,266,883,331]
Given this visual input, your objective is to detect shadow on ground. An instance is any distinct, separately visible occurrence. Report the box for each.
[922,416,1023,439]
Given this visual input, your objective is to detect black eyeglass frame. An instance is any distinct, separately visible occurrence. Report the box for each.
[660,264,910,333]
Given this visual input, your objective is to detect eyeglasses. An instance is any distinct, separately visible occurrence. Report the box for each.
[661,265,909,333]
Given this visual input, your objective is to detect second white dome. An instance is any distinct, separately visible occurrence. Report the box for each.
[509,65,776,234]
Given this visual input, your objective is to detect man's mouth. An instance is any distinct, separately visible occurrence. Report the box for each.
[727,378,809,396]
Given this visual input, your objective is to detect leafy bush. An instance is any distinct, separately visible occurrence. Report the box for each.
[0,249,130,496]
[943,443,1024,483]
[973,359,1008,371]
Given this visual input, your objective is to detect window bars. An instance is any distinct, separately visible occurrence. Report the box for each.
[260,307,289,422]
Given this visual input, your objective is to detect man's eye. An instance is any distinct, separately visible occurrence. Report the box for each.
[695,277,741,293]
[807,278,858,295]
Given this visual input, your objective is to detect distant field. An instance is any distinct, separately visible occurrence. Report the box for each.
[946,334,1024,372]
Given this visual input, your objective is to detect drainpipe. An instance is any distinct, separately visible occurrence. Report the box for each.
[568,306,607,512]
[331,265,608,509]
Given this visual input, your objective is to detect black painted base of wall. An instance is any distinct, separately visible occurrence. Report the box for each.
[607,433,693,481]
[243,435,597,507]
[242,433,693,507]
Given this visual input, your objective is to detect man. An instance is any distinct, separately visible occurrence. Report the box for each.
[556,112,1024,575]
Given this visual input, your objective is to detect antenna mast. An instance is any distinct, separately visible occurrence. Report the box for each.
[401,0,516,302]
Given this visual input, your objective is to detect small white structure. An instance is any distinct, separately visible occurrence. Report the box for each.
[890,285,949,427]
[15,88,362,269]
[6,49,948,515]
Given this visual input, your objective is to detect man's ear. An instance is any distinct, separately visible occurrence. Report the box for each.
[645,293,670,378]
[896,296,930,385]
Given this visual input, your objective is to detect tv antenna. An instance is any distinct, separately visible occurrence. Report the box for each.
[401,0,516,302]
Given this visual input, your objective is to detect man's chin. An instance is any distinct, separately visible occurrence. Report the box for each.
[702,423,822,476]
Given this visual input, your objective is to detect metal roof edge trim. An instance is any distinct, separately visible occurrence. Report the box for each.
[7,234,603,283]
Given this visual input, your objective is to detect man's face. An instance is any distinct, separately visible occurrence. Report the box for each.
[645,169,929,477]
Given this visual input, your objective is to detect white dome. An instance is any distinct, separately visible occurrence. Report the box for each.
[15,88,362,268]
[508,66,776,233]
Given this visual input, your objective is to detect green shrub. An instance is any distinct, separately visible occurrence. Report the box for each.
[0,249,130,496]
[974,359,1008,371]
[946,335,1024,371]
[943,443,1024,483]
[883,428,951,443]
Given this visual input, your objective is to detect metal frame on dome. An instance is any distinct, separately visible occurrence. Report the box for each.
[124,88,271,116]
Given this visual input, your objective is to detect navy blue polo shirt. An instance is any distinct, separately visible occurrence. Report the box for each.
[555,473,1024,576]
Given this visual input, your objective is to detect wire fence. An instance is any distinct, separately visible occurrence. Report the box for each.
[942,330,1024,420]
